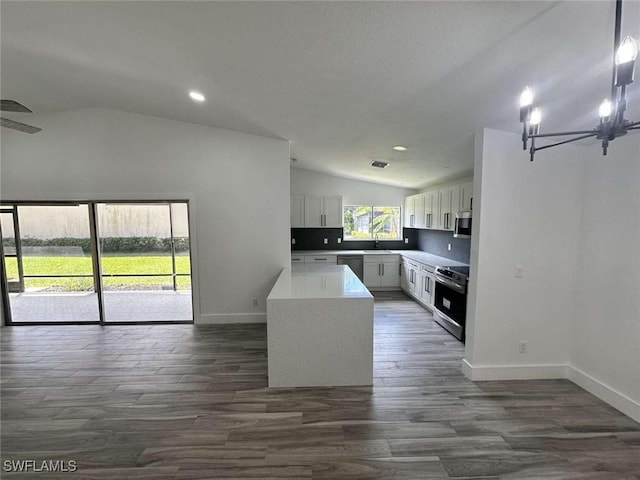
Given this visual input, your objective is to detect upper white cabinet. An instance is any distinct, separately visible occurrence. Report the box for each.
[290,195,305,228]
[460,181,473,212]
[404,194,425,228]
[405,179,471,231]
[293,195,343,228]
[423,190,437,229]
[438,184,460,231]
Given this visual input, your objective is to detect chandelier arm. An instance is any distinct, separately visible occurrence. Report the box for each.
[627,126,640,131]
[532,133,598,152]
[530,129,597,139]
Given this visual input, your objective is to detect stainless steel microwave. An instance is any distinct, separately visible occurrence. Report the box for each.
[453,211,471,238]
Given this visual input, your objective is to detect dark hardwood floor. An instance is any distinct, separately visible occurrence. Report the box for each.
[2,292,639,479]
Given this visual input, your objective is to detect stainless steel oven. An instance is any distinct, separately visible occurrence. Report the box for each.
[433,266,469,342]
[453,210,472,238]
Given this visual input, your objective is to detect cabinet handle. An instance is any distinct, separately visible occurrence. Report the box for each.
[381,264,385,276]
[399,264,402,276]
[378,264,381,276]
[314,258,327,261]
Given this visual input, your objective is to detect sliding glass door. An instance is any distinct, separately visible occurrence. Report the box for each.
[96,202,193,322]
[1,204,100,323]
[0,200,193,324]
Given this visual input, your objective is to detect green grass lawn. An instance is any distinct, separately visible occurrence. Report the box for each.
[5,255,191,291]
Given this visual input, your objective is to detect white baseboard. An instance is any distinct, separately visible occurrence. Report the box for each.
[198,312,266,324]
[462,359,640,423]
[567,365,640,423]
[461,359,568,381]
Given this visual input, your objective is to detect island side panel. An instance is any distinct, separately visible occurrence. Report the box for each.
[267,297,373,388]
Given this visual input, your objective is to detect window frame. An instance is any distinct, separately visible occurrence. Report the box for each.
[343,204,402,241]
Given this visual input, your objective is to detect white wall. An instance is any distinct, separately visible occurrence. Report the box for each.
[466,127,640,422]
[0,108,291,323]
[465,128,583,375]
[291,167,415,206]
[571,134,640,421]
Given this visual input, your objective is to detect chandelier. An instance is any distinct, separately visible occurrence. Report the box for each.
[520,0,639,161]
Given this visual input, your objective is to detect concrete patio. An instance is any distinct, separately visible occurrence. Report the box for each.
[7,291,193,323]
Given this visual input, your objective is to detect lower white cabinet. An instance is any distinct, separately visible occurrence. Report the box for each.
[401,259,419,297]
[418,265,435,308]
[363,255,400,289]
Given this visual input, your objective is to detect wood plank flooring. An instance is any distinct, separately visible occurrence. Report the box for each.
[2,292,639,479]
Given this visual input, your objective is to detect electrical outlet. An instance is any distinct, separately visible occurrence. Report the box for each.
[252,298,258,307]
[448,243,452,251]
[337,238,341,244]
[519,341,527,354]
[515,265,524,278]
[323,238,328,245]
[291,238,296,245]
[404,238,409,244]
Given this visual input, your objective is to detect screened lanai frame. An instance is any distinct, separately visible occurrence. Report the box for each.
[0,199,195,325]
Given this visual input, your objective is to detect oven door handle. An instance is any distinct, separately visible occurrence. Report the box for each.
[434,274,466,294]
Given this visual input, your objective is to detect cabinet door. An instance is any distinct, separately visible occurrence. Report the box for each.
[419,273,434,306]
[290,196,305,228]
[322,196,343,227]
[460,181,473,212]
[380,261,401,287]
[363,263,381,288]
[448,184,461,224]
[437,189,448,230]
[304,196,323,227]
[400,261,410,292]
[414,194,426,229]
[408,266,419,296]
[404,196,415,227]
[424,191,436,228]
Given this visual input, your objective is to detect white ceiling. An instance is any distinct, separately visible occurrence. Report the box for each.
[2,1,639,189]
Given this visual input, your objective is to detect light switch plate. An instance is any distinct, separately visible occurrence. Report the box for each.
[291,238,296,245]
[323,238,328,245]
[337,238,342,244]
[404,238,409,244]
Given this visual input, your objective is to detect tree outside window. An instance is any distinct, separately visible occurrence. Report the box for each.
[343,206,401,240]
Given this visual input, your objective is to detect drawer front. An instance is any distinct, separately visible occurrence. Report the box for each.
[291,256,304,263]
[381,254,400,263]
[421,264,435,274]
[306,255,337,264]
[363,255,381,263]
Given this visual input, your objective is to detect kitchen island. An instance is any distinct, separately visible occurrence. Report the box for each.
[267,264,374,388]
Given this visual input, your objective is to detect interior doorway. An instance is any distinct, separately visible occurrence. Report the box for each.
[0,200,194,324]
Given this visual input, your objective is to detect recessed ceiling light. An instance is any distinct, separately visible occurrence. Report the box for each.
[189,91,206,102]
[392,145,408,152]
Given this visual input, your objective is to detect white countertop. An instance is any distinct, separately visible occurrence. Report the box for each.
[291,249,469,267]
[268,264,373,300]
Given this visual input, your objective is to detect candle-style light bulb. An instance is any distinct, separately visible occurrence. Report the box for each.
[599,98,612,118]
[520,87,534,107]
[529,108,542,125]
[616,36,638,65]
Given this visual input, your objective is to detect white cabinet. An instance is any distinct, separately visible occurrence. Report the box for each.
[305,255,337,264]
[438,185,460,231]
[405,194,425,228]
[401,258,419,297]
[322,196,343,227]
[418,264,435,308]
[364,255,401,289]
[423,190,437,229]
[460,181,473,212]
[404,179,472,231]
[294,195,343,228]
[290,196,305,228]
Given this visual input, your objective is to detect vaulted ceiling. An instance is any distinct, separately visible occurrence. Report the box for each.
[2,1,639,188]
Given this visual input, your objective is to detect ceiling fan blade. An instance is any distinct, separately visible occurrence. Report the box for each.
[1,117,42,134]
[1,100,33,113]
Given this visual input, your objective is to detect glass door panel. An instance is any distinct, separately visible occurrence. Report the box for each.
[97,203,193,322]
[7,205,99,323]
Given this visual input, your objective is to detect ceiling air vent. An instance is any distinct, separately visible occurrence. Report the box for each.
[370,161,389,169]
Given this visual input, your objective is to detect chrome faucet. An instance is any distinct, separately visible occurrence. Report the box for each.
[374,234,379,249]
